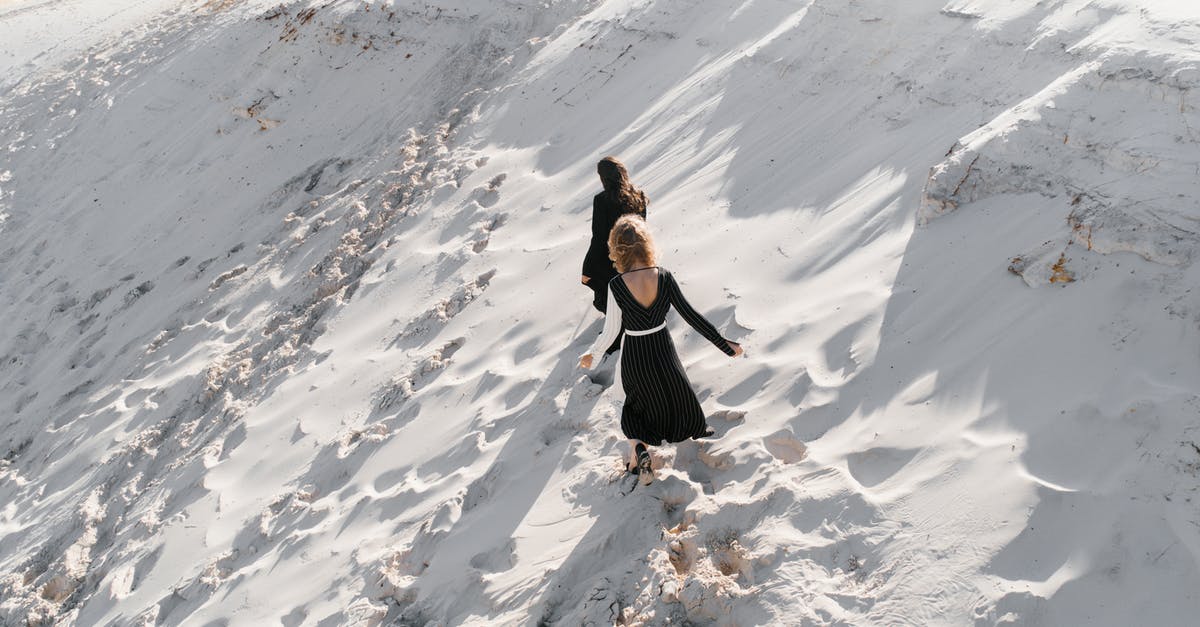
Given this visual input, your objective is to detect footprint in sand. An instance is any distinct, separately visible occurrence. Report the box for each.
[107,545,162,600]
[193,256,217,279]
[499,372,537,408]
[147,324,182,353]
[50,294,78,315]
[647,410,746,489]
[706,409,746,437]
[763,429,808,464]
[392,271,495,344]
[469,538,516,572]
[66,327,107,370]
[85,285,114,310]
[438,172,507,246]
[336,423,390,458]
[670,412,745,494]
[373,498,463,597]
[55,377,96,408]
[708,533,756,584]
[375,338,465,411]
[716,368,773,406]
[121,280,155,307]
[845,446,918,488]
[473,173,506,208]
[208,264,248,290]
[14,390,38,414]
[659,522,756,614]
[470,212,508,253]
[280,605,308,627]
[457,457,501,513]
[821,316,871,378]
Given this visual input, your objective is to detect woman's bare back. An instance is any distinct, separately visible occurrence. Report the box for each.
[621,267,660,308]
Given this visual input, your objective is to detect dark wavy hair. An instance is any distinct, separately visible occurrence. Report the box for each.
[597,156,648,215]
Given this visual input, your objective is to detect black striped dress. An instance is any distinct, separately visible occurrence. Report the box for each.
[587,268,736,445]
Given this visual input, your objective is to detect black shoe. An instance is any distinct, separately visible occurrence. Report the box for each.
[636,443,654,486]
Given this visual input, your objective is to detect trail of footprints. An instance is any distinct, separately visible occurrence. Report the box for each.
[0,96,510,624]
[540,434,790,626]
[0,0,533,621]
[467,174,508,253]
[143,136,511,624]
[343,396,817,624]
[0,5,715,623]
[137,162,503,624]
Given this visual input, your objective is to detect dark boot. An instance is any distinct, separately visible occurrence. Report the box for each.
[635,443,654,486]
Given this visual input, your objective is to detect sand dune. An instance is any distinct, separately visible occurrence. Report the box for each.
[2,0,1199,625]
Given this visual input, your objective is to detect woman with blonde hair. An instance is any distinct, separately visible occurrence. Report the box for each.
[579,215,744,485]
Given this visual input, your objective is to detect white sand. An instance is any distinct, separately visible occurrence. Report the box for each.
[1,0,1198,625]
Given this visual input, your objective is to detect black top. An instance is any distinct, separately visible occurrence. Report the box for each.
[609,269,737,355]
[581,191,647,282]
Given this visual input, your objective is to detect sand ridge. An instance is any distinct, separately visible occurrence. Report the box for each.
[1,0,1199,625]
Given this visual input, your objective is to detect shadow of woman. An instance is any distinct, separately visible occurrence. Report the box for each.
[522,468,699,625]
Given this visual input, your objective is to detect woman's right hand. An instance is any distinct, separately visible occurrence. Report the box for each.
[581,275,591,285]
[727,341,744,357]
[579,354,594,369]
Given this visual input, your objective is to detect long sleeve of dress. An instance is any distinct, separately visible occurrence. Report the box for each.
[664,272,736,356]
[586,285,623,364]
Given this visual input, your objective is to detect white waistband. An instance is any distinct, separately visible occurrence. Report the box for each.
[625,322,667,337]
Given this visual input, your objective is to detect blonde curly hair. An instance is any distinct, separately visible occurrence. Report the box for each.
[607,214,657,273]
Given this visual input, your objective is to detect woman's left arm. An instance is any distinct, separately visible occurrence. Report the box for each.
[664,272,738,356]
[582,196,610,280]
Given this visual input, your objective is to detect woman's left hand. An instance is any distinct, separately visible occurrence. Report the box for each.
[579,354,594,369]
[727,341,744,357]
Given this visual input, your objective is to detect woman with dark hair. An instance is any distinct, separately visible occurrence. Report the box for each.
[582,156,648,316]
[578,215,744,486]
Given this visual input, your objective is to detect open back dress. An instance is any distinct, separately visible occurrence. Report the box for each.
[587,268,736,445]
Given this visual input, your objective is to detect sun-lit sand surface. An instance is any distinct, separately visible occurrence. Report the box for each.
[2,1,1199,624]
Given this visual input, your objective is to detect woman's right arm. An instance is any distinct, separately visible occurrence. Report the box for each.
[664,272,740,356]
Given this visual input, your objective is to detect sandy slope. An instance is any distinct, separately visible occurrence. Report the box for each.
[1,0,1199,625]
[0,0,183,88]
